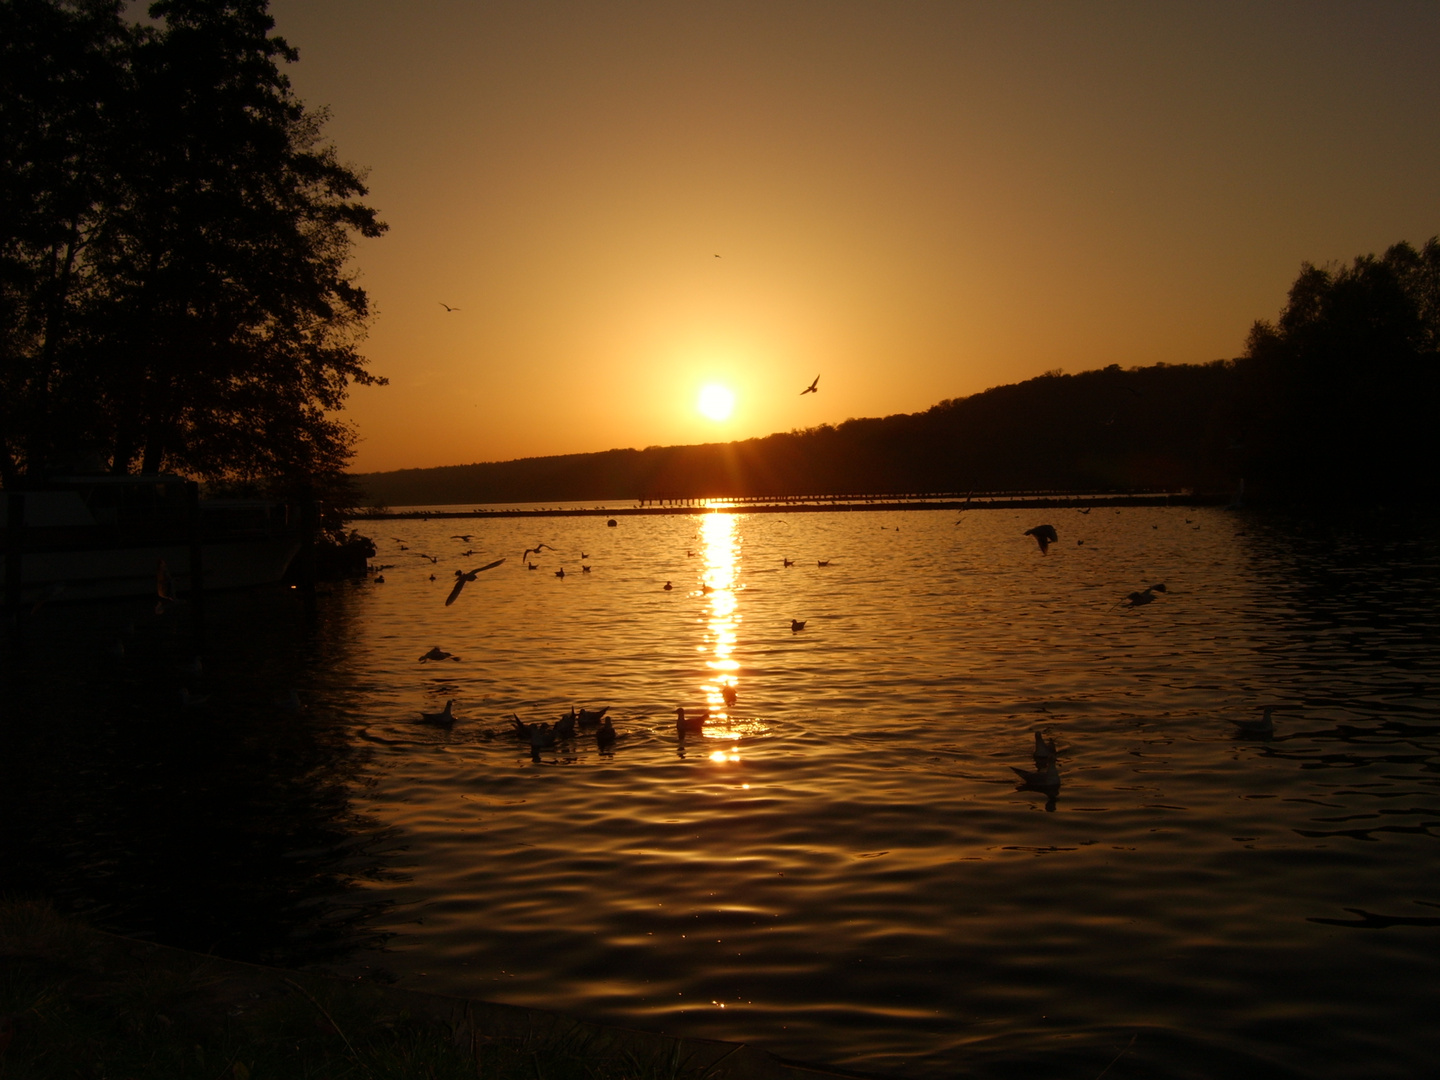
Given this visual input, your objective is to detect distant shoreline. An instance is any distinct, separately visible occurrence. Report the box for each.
[353,490,1223,520]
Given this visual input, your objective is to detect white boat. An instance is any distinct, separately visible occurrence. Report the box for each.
[1,475,303,604]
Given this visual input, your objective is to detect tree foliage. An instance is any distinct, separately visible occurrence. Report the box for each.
[1240,240,1440,501]
[0,0,385,489]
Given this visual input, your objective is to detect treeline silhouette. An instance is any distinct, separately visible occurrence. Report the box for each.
[2,0,383,509]
[358,238,1440,509]
[357,360,1239,506]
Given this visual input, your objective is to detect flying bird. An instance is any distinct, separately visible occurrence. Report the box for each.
[523,543,554,561]
[800,374,820,395]
[1120,583,1166,608]
[439,302,460,311]
[451,534,474,542]
[1024,524,1058,554]
[445,557,506,605]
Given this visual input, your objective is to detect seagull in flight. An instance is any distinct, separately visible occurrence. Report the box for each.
[1024,524,1058,554]
[445,557,506,605]
[451,534,474,542]
[439,302,460,312]
[522,543,554,561]
[800,374,820,395]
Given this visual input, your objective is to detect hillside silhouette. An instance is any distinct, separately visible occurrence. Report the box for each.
[354,360,1240,507]
[355,237,1440,510]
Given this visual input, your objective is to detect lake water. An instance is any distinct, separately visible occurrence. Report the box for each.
[4,503,1439,1079]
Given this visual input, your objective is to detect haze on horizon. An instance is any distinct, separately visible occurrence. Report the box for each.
[266,0,1440,474]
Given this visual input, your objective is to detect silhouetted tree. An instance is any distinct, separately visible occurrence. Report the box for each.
[1240,240,1440,502]
[0,0,130,486]
[0,0,385,489]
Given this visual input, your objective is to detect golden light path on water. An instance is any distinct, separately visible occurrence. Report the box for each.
[699,512,743,763]
[9,504,1440,1079]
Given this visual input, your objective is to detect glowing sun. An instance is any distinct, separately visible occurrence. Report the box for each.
[697,384,736,421]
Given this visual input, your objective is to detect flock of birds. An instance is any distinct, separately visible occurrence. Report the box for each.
[414,695,767,762]
[1014,703,1283,808]
[382,505,1275,793]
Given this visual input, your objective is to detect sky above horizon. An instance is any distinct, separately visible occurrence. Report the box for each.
[264,0,1440,474]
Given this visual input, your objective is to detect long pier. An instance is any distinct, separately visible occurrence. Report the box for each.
[356,489,1227,520]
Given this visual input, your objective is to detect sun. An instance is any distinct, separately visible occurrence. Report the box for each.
[697,384,736,422]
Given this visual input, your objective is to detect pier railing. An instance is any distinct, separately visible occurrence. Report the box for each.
[355,488,1226,520]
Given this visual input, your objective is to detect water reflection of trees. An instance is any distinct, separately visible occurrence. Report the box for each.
[0,588,400,969]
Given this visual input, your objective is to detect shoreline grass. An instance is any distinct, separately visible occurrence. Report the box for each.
[0,900,839,1080]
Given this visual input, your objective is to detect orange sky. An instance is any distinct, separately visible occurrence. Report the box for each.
[266,1,1440,474]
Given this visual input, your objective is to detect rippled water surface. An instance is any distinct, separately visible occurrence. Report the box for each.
[5,504,1440,1078]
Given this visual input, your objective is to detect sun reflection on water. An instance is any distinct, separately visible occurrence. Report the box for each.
[699,513,741,743]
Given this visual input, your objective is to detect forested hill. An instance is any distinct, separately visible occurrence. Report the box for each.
[356,237,1440,510]
[352,360,1242,507]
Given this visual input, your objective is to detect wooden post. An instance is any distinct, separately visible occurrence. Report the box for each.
[186,481,206,636]
[4,491,24,622]
[298,494,318,591]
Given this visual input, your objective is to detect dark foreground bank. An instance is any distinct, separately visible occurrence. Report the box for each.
[0,902,864,1080]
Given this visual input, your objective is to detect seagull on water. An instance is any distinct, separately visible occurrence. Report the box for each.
[596,717,617,750]
[675,707,708,736]
[419,700,457,727]
[1010,761,1060,788]
[1033,731,1057,768]
[418,645,460,662]
[1230,706,1276,738]
[663,581,673,590]
[577,706,610,728]
[446,557,506,605]
[791,619,806,632]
